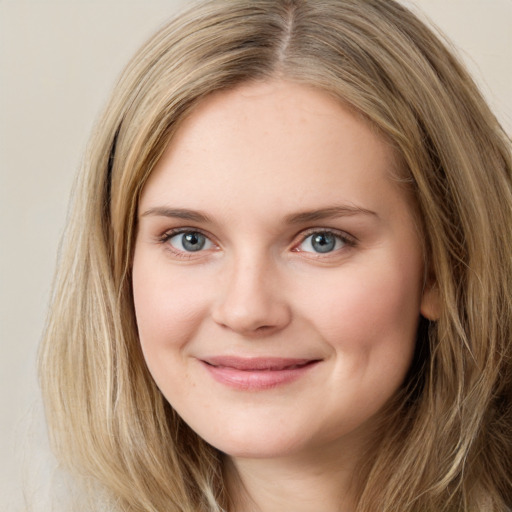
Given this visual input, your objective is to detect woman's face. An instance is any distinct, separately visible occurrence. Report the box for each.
[133,80,436,459]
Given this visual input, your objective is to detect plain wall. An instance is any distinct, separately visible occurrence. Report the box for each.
[1,1,510,510]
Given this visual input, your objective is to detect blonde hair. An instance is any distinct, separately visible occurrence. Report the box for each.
[39,0,512,510]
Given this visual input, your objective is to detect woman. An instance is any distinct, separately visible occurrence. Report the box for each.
[40,0,512,510]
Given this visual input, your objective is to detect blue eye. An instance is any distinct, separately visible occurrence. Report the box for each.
[168,231,213,252]
[298,232,346,253]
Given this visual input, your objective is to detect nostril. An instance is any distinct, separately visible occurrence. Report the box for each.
[210,274,292,335]
[255,325,273,332]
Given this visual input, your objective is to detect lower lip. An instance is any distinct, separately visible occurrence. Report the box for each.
[201,361,319,391]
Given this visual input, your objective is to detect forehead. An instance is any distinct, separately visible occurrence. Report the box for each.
[140,80,406,221]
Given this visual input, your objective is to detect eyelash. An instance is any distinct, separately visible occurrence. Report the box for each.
[293,228,357,256]
[158,228,217,259]
[157,227,357,258]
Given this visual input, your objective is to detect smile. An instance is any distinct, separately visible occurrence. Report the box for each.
[200,357,321,390]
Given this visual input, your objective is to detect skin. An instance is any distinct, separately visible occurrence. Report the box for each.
[132,80,438,511]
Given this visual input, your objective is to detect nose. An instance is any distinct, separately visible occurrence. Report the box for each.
[211,256,292,336]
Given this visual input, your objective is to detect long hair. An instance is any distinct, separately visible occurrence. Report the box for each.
[39,0,512,510]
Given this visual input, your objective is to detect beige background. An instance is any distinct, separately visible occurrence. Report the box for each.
[1,1,510,510]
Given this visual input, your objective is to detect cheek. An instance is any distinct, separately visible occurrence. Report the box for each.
[298,259,423,357]
[132,253,209,359]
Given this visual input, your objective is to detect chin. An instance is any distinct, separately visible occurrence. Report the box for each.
[194,423,309,460]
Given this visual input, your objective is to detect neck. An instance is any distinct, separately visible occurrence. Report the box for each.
[224,441,363,512]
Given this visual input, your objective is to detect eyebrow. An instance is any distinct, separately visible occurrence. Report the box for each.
[284,205,377,224]
[141,205,377,224]
[140,207,211,223]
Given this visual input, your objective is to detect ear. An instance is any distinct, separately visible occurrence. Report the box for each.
[420,282,440,321]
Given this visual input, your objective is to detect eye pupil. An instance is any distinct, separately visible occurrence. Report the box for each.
[182,232,205,251]
[312,233,336,253]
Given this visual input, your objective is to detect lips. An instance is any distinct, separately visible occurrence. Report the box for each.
[200,356,320,390]
[204,356,316,370]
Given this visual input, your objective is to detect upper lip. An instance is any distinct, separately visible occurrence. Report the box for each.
[201,356,320,371]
